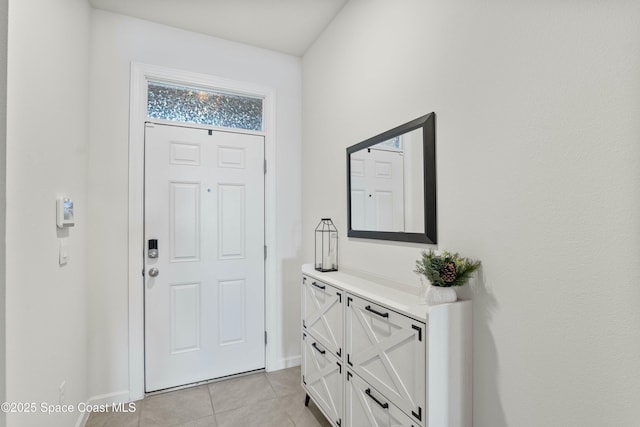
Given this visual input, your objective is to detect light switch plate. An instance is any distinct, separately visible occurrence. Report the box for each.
[59,239,69,265]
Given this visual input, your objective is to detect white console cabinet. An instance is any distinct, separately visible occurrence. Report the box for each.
[301,264,472,427]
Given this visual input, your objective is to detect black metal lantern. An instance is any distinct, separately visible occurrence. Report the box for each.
[315,218,338,272]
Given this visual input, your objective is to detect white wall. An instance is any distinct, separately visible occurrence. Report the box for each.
[88,10,302,400]
[302,1,640,426]
[6,0,90,426]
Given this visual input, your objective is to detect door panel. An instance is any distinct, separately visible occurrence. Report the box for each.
[302,276,343,358]
[170,282,201,353]
[218,184,246,258]
[218,279,245,345]
[346,370,417,427]
[302,333,343,426]
[145,123,265,392]
[346,295,426,423]
[170,182,200,261]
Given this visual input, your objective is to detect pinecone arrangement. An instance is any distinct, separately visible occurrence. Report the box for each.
[441,262,457,284]
[414,250,480,287]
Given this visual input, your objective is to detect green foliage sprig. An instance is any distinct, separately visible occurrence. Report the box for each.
[414,250,481,287]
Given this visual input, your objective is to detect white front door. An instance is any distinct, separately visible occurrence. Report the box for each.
[144,123,265,392]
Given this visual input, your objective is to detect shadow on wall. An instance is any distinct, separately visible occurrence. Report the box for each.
[459,267,507,427]
[279,255,305,362]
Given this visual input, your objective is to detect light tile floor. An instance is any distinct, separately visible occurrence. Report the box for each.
[86,366,332,427]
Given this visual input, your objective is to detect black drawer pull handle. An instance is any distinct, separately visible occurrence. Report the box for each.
[365,388,389,409]
[311,342,326,354]
[365,305,389,318]
[311,281,326,290]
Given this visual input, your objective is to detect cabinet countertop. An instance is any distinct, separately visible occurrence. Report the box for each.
[302,264,469,323]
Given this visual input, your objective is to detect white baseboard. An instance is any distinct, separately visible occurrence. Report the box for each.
[75,390,131,427]
[268,355,301,372]
[75,410,90,427]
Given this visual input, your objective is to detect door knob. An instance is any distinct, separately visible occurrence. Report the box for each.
[148,268,159,277]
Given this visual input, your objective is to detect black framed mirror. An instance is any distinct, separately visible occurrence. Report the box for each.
[347,113,436,243]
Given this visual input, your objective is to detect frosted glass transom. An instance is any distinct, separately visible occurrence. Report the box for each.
[147,82,263,131]
[375,136,402,151]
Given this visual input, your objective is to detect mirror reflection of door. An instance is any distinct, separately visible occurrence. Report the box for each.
[350,148,404,232]
[350,128,424,233]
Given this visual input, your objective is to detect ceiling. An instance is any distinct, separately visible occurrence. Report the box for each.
[89,0,349,56]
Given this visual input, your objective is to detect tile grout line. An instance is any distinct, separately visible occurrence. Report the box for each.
[264,371,278,397]
[205,380,218,425]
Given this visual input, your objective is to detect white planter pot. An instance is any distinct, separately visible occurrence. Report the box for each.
[426,285,457,305]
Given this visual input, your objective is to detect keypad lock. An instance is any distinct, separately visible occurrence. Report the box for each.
[148,239,158,259]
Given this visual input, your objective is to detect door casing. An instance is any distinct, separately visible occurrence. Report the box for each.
[128,62,278,401]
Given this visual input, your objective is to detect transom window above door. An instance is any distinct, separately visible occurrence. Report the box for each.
[147,81,263,131]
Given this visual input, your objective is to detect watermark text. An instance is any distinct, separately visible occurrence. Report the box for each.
[1,401,137,414]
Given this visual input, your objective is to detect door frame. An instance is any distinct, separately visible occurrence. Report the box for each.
[128,62,277,400]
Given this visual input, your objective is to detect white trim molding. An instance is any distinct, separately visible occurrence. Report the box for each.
[128,62,278,401]
[273,355,301,371]
[75,390,131,427]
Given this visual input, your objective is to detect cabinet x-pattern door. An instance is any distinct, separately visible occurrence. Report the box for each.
[346,295,426,423]
[302,277,343,357]
[302,333,343,426]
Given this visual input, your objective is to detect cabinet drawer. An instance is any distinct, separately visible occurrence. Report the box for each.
[302,333,343,427]
[302,276,344,358]
[346,370,419,427]
[346,294,426,425]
